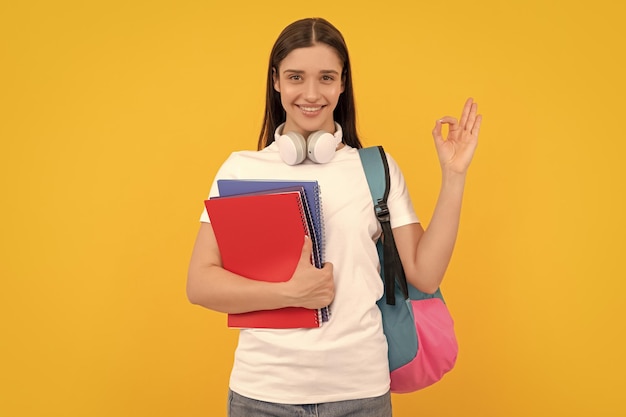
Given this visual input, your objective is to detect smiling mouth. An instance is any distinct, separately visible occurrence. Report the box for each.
[298,105,325,113]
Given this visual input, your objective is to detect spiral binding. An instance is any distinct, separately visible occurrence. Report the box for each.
[314,183,331,324]
[314,182,326,264]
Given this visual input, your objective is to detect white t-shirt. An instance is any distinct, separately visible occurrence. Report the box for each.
[200,142,419,404]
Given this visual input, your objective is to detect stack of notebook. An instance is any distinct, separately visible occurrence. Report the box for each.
[204,180,328,329]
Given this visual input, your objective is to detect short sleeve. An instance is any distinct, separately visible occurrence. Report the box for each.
[385,152,420,228]
[199,153,241,223]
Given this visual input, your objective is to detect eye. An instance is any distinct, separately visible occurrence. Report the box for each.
[321,75,335,82]
[288,74,302,81]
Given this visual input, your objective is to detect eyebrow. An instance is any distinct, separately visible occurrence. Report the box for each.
[282,69,341,75]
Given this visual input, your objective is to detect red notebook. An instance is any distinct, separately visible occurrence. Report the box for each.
[204,191,321,329]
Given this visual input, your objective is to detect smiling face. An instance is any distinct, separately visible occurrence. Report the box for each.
[273,43,345,138]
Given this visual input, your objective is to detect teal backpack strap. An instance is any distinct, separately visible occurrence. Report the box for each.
[358,146,388,205]
[358,146,409,305]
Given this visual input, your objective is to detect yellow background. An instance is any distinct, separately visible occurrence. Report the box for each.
[2,0,625,416]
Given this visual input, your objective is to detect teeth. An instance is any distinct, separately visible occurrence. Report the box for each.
[300,106,322,112]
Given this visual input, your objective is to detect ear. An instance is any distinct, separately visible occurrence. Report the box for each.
[272,67,280,92]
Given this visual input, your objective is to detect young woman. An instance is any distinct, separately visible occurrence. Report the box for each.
[187,17,481,417]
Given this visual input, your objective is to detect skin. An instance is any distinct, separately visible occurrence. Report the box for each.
[393,98,481,293]
[273,43,345,142]
[186,44,482,312]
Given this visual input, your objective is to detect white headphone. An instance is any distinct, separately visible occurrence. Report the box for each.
[275,123,343,166]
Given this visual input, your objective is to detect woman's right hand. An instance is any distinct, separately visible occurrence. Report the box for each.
[282,236,335,309]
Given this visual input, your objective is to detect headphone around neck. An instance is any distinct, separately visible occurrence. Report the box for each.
[275,123,343,166]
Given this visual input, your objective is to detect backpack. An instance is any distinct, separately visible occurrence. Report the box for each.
[358,146,459,393]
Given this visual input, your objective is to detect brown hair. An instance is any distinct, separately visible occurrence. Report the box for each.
[257,18,362,150]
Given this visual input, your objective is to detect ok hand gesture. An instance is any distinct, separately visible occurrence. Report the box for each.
[432,97,482,175]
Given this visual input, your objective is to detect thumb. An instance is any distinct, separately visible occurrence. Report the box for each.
[299,234,313,265]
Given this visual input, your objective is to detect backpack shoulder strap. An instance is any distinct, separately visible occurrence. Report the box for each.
[358,146,389,210]
[358,146,408,305]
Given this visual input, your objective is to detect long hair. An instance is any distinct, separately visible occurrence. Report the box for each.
[257,18,362,150]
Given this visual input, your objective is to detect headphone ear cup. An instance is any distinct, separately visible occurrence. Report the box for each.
[307,131,338,164]
[277,132,307,165]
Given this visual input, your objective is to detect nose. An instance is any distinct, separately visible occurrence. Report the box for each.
[303,79,321,102]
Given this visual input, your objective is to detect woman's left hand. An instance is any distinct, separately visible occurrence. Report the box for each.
[432,97,482,175]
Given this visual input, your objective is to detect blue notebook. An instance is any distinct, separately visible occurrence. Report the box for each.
[217,179,329,322]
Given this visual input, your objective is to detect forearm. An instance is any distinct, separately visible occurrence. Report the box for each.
[187,265,291,314]
[186,223,293,314]
[187,224,334,313]
[393,98,480,293]
[412,172,466,291]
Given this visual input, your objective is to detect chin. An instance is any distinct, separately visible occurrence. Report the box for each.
[293,116,335,133]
